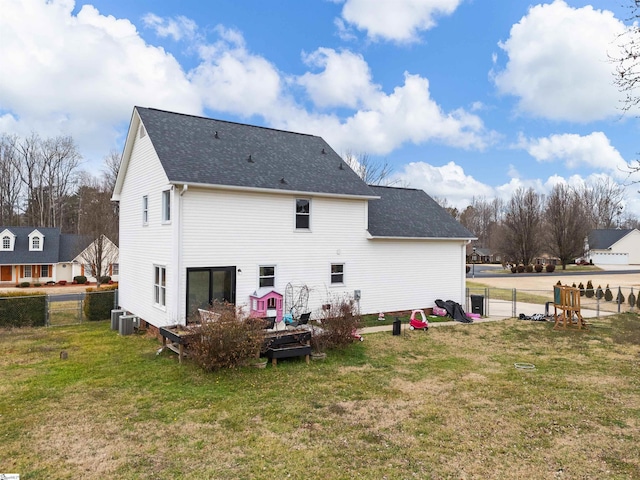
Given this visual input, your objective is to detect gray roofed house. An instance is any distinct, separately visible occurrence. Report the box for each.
[113,107,477,328]
[0,226,119,285]
[586,228,640,265]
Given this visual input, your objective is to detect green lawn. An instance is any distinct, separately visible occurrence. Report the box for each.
[1,317,639,479]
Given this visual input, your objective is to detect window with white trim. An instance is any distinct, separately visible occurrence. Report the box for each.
[85,264,94,278]
[2,236,9,250]
[162,190,171,222]
[24,265,32,278]
[154,265,166,307]
[142,195,148,225]
[32,237,40,250]
[112,263,119,275]
[259,265,275,288]
[295,198,310,229]
[331,263,344,285]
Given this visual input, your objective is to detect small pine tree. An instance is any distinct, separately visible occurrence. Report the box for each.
[604,284,613,301]
[585,280,594,298]
[578,282,585,296]
[636,291,640,309]
[572,282,577,288]
[595,285,604,300]
[616,287,625,304]
[556,280,562,286]
[628,289,636,308]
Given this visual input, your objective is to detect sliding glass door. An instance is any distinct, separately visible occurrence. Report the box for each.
[186,266,236,318]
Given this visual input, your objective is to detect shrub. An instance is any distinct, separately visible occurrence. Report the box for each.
[58,280,67,286]
[534,264,543,273]
[525,264,534,273]
[585,280,594,298]
[596,286,604,300]
[83,285,117,321]
[517,264,525,273]
[189,302,265,371]
[511,266,517,273]
[628,291,636,308]
[0,291,47,327]
[98,276,111,284]
[312,295,361,352]
[74,275,87,284]
[578,282,585,296]
[616,287,625,304]
[18,282,30,288]
[545,264,556,273]
[466,265,470,273]
[605,285,613,301]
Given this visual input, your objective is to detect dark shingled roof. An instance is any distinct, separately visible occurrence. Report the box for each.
[136,107,376,198]
[367,186,475,239]
[588,229,634,250]
[0,227,93,265]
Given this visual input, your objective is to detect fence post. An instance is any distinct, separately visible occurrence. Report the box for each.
[79,298,83,323]
[512,288,516,319]
[484,287,489,317]
[45,295,50,326]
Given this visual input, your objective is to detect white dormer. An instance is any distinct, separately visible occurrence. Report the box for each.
[1,229,16,251]
[28,229,44,251]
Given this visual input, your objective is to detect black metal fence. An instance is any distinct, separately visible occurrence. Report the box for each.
[466,286,639,319]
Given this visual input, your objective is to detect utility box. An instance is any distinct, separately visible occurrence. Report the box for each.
[470,295,484,316]
[119,315,136,336]
[110,309,125,331]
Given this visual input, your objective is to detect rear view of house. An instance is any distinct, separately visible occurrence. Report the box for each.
[112,107,475,328]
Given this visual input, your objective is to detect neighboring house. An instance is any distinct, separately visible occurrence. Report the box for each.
[112,107,475,329]
[466,247,501,264]
[0,227,119,284]
[585,229,640,265]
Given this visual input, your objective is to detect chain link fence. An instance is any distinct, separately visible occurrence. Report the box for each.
[0,290,119,327]
[466,285,639,319]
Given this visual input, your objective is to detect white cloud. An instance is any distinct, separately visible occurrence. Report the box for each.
[392,161,495,209]
[188,26,283,117]
[297,48,380,109]
[519,132,628,177]
[142,13,198,41]
[492,0,627,122]
[337,0,462,43]
[0,0,201,163]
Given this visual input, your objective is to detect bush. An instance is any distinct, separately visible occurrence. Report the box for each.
[517,264,525,273]
[0,291,47,327]
[605,285,613,301]
[18,282,30,288]
[83,285,117,321]
[511,266,517,273]
[585,280,594,298]
[312,295,361,352]
[98,276,111,284]
[525,264,534,273]
[628,291,636,308]
[534,264,543,273]
[74,275,87,284]
[466,265,470,273]
[616,287,625,304]
[189,302,265,371]
[578,282,585,296]
[596,286,604,300]
[545,264,556,273]
[58,280,67,286]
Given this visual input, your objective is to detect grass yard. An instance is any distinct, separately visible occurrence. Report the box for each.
[1,316,639,479]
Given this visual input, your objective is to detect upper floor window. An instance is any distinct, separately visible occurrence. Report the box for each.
[296,199,310,229]
[32,237,40,250]
[331,263,344,285]
[142,195,148,225]
[162,190,171,223]
[2,236,9,250]
[0,230,15,251]
[28,230,44,251]
[259,265,275,288]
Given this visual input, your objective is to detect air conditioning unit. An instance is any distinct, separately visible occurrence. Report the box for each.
[119,315,137,336]
[110,309,125,331]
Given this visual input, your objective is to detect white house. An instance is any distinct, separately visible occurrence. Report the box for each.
[0,227,119,284]
[585,229,640,265]
[112,107,475,328]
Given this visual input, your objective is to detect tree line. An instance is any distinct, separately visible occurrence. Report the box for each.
[438,178,638,269]
[0,133,119,244]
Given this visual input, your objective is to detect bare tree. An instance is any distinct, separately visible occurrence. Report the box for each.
[612,1,640,175]
[0,134,22,225]
[434,197,460,220]
[544,184,591,269]
[499,188,544,265]
[578,178,625,229]
[343,151,398,186]
[459,197,503,249]
[102,149,121,193]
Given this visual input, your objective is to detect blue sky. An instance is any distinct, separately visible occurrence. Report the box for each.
[1,0,639,214]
